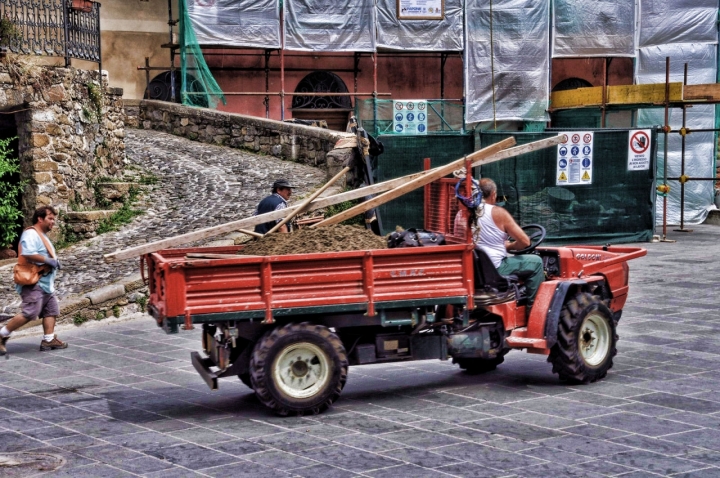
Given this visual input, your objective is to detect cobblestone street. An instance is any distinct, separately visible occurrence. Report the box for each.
[0,129,327,314]
[1,225,720,477]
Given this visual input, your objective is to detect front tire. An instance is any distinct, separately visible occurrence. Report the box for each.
[549,293,617,384]
[250,322,348,416]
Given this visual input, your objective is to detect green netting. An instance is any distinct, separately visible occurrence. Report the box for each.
[375,134,475,235]
[179,0,226,109]
[478,129,658,244]
[356,99,465,136]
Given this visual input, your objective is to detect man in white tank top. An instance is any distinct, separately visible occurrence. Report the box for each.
[475,179,544,316]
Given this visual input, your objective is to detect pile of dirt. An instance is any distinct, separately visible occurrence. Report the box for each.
[240,224,387,256]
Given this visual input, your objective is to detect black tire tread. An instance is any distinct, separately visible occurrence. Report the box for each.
[250,322,348,416]
[548,292,617,384]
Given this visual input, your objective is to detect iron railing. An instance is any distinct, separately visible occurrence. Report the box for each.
[0,0,101,70]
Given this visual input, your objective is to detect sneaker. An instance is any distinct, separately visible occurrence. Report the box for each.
[0,336,7,356]
[39,335,68,352]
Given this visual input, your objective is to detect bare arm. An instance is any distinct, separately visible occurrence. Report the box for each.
[491,207,530,251]
[22,253,48,264]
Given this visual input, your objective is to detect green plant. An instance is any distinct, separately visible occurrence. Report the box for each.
[136,295,148,312]
[0,137,25,247]
[112,305,121,318]
[323,195,364,227]
[95,186,143,234]
[95,311,105,321]
[87,82,103,115]
[138,173,158,185]
[0,16,22,48]
[73,313,88,325]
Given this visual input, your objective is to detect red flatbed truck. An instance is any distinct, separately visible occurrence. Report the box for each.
[143,181,646,416]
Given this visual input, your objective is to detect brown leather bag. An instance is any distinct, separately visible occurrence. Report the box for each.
[12,227,54,286]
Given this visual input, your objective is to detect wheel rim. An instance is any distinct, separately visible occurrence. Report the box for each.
[272,342,331,400]
[579,311,610,366]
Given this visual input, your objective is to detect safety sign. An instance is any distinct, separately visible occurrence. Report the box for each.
[557,131,593,186]
[627,129,651,171]
[393,100,428,135]
[398,0,444,20]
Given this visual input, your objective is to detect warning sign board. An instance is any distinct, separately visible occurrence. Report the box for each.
[393,100,428,135]
[628,129,651,171]
[557,131,593,186]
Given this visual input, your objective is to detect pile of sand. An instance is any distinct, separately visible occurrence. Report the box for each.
[240,224,387,256]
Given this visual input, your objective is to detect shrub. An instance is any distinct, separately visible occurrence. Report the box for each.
[0,137,25,247]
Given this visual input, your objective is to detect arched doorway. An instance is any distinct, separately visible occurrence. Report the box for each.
[550,77,600,128]
[292,71,353,131]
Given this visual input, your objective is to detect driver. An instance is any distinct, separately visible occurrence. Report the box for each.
[475,178,544,316]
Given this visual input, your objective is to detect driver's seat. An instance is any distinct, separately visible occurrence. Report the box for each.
[473,247,522,305]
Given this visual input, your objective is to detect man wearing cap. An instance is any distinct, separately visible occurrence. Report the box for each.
[253,179,294,234]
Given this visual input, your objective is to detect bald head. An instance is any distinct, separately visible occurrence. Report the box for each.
[479,178,497,200]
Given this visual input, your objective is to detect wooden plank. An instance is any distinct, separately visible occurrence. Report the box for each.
[606,82,683,105]
[104,169,434,262]
[551,86,603,109]
[103,135,564,263]
[265,166,349,235]
[311,137,517,228]
[551,83,684,110]
[684,84,720,102]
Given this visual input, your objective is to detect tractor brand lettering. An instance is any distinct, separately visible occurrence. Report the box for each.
[391,269,425,278]
[576,253,602,261]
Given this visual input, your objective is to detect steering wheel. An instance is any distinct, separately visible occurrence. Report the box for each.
[510,224,546,255]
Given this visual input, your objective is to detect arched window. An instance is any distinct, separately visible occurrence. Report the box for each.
[552,77,593,92]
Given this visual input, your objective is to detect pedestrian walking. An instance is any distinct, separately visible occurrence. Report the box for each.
[0,206,67,355]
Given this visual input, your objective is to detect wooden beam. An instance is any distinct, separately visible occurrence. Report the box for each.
[103,135,564,263]
[684,84,720,102]
[550,83,684,110]
[606,82,683,105]
[104,168,435,262]
[311,138,516,228]
[551,86,604,109]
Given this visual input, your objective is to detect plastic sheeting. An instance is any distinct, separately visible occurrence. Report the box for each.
[637,43,717,225]
[465,0,550,124]
[284,0,376,52]
[639,0,718,48]
[186,0,280,49]
[552,0,635,57]
[376,0,463,51]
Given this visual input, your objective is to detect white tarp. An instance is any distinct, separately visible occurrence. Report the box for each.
[637,43,717,225]
[552,0,635,57]
[284,0,376,52]
[639,0,718,48]
[186,0,281,49]
[376,0,464,51]
[465,0,550,123]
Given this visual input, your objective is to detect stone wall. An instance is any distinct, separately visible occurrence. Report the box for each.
[0,57,126,226]
[137,100,354,171]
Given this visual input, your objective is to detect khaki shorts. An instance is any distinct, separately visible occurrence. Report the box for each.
[20,285,59,320]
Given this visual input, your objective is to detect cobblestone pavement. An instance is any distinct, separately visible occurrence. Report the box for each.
[0,129,327,314]
[1,225,720,477]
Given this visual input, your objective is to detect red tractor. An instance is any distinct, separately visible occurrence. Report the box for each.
[143,179,645,415]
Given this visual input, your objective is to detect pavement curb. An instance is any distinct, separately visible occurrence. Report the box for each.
[4,273,148,332]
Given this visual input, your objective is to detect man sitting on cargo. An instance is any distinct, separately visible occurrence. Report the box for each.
[474,178,544,315]
[253,179,295,234]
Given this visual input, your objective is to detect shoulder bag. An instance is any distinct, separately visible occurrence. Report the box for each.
[12,227,54,286]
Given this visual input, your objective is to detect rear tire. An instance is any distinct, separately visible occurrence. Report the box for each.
[549,293,617,384]
[250,322,348,416]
